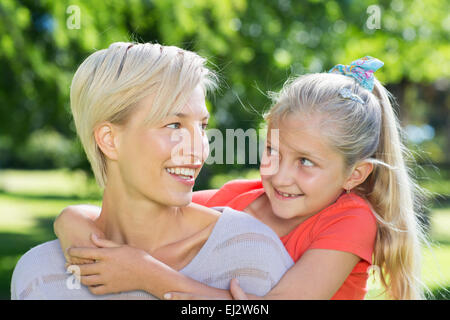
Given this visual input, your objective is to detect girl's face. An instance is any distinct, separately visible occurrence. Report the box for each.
[261,113,350,221]
[115,85,210,207]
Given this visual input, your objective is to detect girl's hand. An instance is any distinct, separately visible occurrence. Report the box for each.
[68,234,152,295]
[229,278,249,300]
[163,279,249,300]
[54,205,104,265]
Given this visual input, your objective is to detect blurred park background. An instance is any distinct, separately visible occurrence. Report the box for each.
[0,0,449,299]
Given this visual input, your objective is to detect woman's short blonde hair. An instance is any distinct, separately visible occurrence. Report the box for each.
[70,42,217,188]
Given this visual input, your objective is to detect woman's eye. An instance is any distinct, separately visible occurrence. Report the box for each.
[166,123,181,129]
[300,158,314,167]
[201,122,208,130]
[266,146,278,156]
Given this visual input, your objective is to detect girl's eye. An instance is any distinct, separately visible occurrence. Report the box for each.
[166,123,181,129]
[300,158,314,167]
[201,122,208,131]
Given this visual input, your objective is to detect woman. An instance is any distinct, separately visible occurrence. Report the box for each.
[10,42,293,299]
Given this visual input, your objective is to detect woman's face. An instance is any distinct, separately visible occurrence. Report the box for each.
[115,85,210,207]
[260,113,349,220]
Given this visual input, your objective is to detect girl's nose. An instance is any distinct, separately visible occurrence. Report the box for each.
[271,160,295,187]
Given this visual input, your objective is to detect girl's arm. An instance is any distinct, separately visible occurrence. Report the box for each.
[68,236,233,299]
[165,248,360,300]
[68,234,359,300]
[61,208,360,299]
[54,205,104,264]
[260,248,360,299]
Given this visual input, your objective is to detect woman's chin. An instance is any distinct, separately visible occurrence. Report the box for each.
[168,192,192,207]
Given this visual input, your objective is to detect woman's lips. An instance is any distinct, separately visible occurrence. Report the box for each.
[273,188,304,200]
[165,168,195,186]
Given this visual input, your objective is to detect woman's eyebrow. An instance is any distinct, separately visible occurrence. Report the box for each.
[173,112,210,120]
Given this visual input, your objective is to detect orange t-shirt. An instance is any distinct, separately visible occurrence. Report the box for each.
[192,179,377,300]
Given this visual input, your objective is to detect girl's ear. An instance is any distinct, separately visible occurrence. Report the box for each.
[94,122,120,161]
[343,161,374,191]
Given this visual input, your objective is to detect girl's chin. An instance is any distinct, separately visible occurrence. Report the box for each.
[270,201,308,220]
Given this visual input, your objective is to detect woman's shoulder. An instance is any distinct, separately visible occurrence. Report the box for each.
[185,203,277,239]
[210,207,293,259]
[11,240,65,299]
[180,206,294,295]
[13,240,65,272]
[184,202,221,227]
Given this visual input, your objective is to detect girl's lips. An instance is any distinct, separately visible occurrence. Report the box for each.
[273,188,304,200]
[166,170,195,186]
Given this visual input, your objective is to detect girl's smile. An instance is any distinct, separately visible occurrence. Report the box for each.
[273,188,304,200]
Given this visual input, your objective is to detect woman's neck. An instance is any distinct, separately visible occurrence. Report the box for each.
[95,182,187,254]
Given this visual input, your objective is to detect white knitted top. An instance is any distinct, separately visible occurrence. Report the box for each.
[11,207,294,300]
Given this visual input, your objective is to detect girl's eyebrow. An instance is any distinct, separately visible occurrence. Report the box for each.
[267,139,325,162]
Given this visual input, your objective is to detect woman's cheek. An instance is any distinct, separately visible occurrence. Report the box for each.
[202,135,210,162]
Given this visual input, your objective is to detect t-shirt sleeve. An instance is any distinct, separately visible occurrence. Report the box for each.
[308,208,377,264]
[209,231,294,296]
[192,189,219,206]
[181,208,294,297]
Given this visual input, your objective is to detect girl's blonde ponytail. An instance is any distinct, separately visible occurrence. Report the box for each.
[366,79,429,299]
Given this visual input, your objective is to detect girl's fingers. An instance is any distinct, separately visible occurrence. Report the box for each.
[67,257,95,265]
[91,234,120,248]
[88,285,109,296]
[76,262,102,276]
[68,247,104,260]
[81,275,103,286]
[229,279,248,300]
[66,262,99,276]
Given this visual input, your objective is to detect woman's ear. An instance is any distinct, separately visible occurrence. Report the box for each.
[94,123,120,161]
[343,160,374,191]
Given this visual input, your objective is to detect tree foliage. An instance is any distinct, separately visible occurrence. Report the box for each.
[0,0,448,187]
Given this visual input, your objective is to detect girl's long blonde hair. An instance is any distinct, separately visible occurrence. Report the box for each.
[266,72,430,299]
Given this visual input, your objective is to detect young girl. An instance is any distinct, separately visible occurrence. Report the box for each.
[57,56,429,300]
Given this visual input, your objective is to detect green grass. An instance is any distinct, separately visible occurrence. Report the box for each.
[0,169,449,300]
[0,169,101,299]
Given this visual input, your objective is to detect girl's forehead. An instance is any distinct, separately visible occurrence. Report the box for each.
[267,114,337,157]
[268,113,325,141]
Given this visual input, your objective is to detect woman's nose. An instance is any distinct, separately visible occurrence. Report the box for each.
[171,124,207,165]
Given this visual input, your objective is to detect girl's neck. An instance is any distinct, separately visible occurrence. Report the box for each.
[95,181,187,254]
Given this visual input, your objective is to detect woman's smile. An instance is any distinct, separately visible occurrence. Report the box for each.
[165,165,201,186]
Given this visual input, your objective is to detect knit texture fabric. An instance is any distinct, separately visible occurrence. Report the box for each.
[11,207,294,299]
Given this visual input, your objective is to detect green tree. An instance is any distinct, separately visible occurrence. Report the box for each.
[0,0,448,188]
